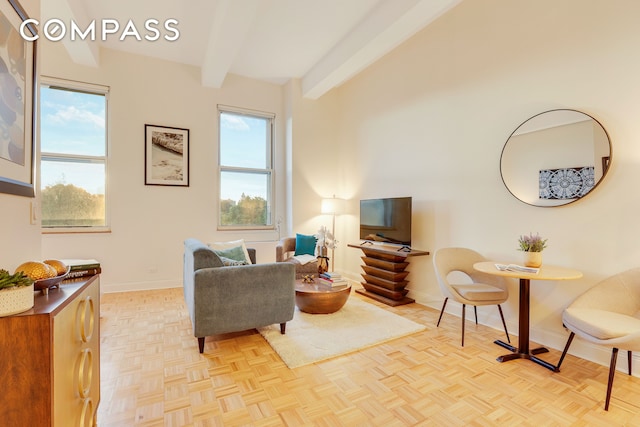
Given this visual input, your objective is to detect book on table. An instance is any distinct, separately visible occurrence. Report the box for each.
[317,277,347,287]
[60,259,102,278]
[494,263,539,274]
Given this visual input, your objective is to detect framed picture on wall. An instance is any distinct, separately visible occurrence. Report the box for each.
[144,124,190,187]
[0,0,37,197]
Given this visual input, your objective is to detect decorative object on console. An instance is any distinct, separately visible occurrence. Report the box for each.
[0,269,34,316]
[14,259,70,294]
[321,195,345,271]
[517,232,547,268]
[144,124,190,187]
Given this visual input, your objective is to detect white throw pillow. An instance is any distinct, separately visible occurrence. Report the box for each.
[208,239,252,264]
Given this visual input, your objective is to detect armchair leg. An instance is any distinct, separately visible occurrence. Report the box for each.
[497,304,510,343]
[198,337,205,354]
[605,348,619,411]
[461,304,466,347]
[628,351,632,376]
[280,323,286,334]
[473,306,478,325]
[556,331,575,370]
[436,298,448,327]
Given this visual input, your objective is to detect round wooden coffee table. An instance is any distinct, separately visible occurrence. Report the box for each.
[295,279,351,314]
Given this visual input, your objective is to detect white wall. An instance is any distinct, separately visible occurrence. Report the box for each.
[39,42,287,292]
[329,0,640,368]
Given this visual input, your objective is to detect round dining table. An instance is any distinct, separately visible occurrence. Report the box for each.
[473,261,582,371]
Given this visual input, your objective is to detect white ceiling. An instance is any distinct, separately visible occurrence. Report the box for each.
[42,0,461,99]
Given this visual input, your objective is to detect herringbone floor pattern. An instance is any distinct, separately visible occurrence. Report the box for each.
[97,287,640,426]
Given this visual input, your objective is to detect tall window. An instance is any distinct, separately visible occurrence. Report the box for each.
[218,106,274,229]
[40,80,108,229]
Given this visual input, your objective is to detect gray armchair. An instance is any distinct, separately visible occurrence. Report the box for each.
[183,238,295,353]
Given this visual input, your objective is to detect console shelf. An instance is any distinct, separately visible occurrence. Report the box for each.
[348,244,429,306]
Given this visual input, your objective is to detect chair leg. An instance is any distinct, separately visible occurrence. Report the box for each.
[556,331,575,370]
[628,351,632,376]
[198,337,205,354]
[605,348,619,411]
[473,305,478,325]
[461,304,466,347]
[436,298,448,327]
[280,322,286,334]
[497,304,510,343]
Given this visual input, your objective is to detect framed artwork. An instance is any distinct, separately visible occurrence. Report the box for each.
[0,0,37,197]
[144,124,189,186]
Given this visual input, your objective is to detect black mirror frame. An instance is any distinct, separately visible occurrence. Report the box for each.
[500,109,612,207]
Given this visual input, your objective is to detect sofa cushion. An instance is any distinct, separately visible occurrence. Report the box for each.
[209,239,252,264]
[213,245,249,264]
[219,256,249,266]
[294,233,317,256]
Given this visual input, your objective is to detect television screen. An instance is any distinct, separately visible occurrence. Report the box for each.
[360,197,412,247]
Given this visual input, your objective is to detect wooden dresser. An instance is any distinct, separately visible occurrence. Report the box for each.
[0,275,100,426]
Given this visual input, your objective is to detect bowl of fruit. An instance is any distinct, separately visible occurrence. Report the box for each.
[15,260,70,294]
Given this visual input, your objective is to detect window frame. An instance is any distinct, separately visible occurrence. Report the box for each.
[39,77,110,234]
[217,105,275,231]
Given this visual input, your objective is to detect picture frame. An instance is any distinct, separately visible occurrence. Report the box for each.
[144,124,189,187]
[0,0,37,197]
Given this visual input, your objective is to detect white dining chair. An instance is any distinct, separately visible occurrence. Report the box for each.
[433,247,511,347]
[556,267,640,410]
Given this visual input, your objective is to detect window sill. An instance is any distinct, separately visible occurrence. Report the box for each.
[42,227,112,235]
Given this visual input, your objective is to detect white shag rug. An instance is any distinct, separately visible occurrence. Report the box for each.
[257,297,426,368]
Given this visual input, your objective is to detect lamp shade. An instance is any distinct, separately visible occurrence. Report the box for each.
[321,197,345,215]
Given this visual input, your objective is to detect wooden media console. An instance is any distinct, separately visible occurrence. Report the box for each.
[348,243,429,306]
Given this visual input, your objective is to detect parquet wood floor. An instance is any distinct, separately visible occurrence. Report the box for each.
[97,287,640,426]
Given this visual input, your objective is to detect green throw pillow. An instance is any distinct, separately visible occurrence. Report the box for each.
[213,246,249,264]
[219,256,249,266]
[294,233,317,256]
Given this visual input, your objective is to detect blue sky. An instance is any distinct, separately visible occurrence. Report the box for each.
[40,87,106,194]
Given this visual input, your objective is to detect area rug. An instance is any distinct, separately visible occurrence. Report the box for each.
[257,298,426,368]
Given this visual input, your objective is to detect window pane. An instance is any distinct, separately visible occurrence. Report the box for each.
[220,112,268,168]
[40,160,105,227]
[220,171,271,226]
[40,87,106,156]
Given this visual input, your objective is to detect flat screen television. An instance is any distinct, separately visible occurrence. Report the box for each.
[359,197,412,248]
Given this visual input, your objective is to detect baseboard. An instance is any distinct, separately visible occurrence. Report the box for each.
[101,279,181,294]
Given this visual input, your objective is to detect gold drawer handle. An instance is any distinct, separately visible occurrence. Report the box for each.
[77,296,95,343]
[77,348,93,398]
[79,397,93,427]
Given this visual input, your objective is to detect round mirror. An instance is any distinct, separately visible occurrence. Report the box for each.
[500,109,611,207]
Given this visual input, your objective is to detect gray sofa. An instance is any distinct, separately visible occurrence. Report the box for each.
[183,238,295,353]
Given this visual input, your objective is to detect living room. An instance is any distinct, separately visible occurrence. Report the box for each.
[2,0,640,424]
